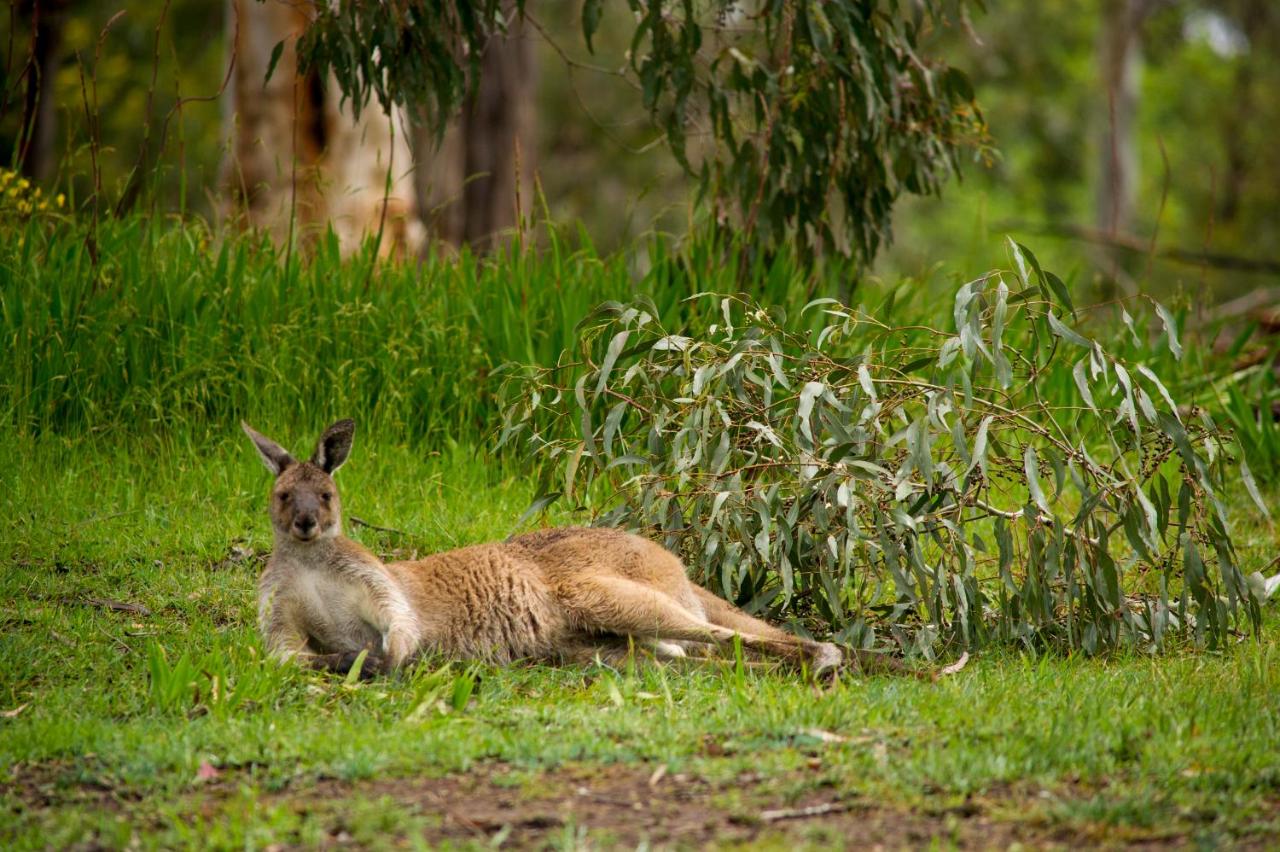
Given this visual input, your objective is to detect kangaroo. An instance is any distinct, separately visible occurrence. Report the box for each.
[242,419,843,676]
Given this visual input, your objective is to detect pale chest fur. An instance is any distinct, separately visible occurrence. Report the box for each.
[259,543,421,660]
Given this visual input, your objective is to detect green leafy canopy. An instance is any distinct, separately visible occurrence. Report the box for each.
[291,0,984,264]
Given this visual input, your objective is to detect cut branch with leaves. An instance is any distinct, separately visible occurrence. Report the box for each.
[500,241,1268,656]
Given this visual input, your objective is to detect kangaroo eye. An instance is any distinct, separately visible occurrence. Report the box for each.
[321,492,333,502]
[278,491,291,502]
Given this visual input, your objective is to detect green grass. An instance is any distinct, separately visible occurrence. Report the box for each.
[0,218,827,443]
[2,432,1278,848]
[6,216,1278,487]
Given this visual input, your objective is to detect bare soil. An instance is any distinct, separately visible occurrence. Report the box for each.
[301,763,1032,849]
[7,759,1223,849]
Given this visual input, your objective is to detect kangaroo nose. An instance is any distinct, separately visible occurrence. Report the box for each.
[294,516,317,534]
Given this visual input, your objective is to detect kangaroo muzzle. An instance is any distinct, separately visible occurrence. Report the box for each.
[291,514,319,541]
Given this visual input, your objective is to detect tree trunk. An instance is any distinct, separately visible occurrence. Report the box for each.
[18,0,67,183]
[220,0,422,256]
[412,6,535,252]
[1218,0,1266,224]
[1096,0,1153,238]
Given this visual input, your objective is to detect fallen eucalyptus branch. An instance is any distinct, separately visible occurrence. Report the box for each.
[500,242,1263,655]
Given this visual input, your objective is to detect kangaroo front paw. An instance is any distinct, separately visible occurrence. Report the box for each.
[649,640,688,659]
[329,649,390,678]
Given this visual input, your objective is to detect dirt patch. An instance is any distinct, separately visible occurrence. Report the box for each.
[278,763,1106,849]
[12,760,1252,849]
[6,759,145,813]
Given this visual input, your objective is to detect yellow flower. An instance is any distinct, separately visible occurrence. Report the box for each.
[56,193,65,208]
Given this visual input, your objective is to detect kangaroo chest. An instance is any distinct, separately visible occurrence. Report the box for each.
[288,565,385,653]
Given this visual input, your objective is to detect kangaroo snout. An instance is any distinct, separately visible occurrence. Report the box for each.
[291,514,319,540]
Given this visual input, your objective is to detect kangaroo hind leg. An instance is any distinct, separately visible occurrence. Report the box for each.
[690,584,799,643]
[561,575,838,672]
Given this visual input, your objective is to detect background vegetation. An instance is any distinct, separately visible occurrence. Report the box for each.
[3,2,1277,279]
[1,216,1277,845]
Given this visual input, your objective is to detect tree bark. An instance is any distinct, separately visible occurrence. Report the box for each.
[18,0,67,183]
[1096,0,1153,238]
[1218,0,1266,224]
[219,0,422,256]
[412,6,535,252]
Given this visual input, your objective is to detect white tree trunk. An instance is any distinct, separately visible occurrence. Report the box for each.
[220,0,422,256]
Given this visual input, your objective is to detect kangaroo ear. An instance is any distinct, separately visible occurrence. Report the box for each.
[313,419,355,474]
[241,422,295,476]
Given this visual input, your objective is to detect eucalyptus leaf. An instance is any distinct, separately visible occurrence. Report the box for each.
[1024,445,1051,514]
[1154,302,1183,360]
[595,331,630,395]
[1073,359,1096,411]
[1047,312,1090,349]
[1239,458,1271,520]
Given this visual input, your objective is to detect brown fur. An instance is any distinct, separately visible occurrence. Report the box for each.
[242,420,842,677]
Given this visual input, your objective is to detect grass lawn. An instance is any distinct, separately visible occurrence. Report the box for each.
[2,432,1278,849]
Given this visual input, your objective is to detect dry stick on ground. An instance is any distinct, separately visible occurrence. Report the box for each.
[84,597,152,617]
[758,802,852,822]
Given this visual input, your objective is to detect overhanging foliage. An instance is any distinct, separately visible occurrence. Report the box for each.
[292,0,982,264]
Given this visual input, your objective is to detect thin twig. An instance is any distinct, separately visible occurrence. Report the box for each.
[522,11,662,158]
[73,509,142,528]
[350,516,413,537]
[603,387,655,416]
[14,0,41,172]
[2,3,16,117]
[741,0,794,248]
[114,0,170,217]
[1142,136,1172,285]
[1004,221,1280,275]
[522,11,633,79]
[85,597,153,617]
[1202,165,1217,288]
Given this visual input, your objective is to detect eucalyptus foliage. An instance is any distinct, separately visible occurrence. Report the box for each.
[292,0,981,263]
[501,245,1267,655]
[294,1,513,135]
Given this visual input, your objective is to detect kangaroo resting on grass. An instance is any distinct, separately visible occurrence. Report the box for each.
[242,419,843,677]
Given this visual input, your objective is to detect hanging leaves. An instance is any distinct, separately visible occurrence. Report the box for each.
[294,1,525,138]
[292,0,983,265]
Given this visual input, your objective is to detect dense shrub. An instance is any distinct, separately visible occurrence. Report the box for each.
[501,244,1268,654]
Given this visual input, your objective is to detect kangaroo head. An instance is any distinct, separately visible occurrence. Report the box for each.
[241,419,355,544]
